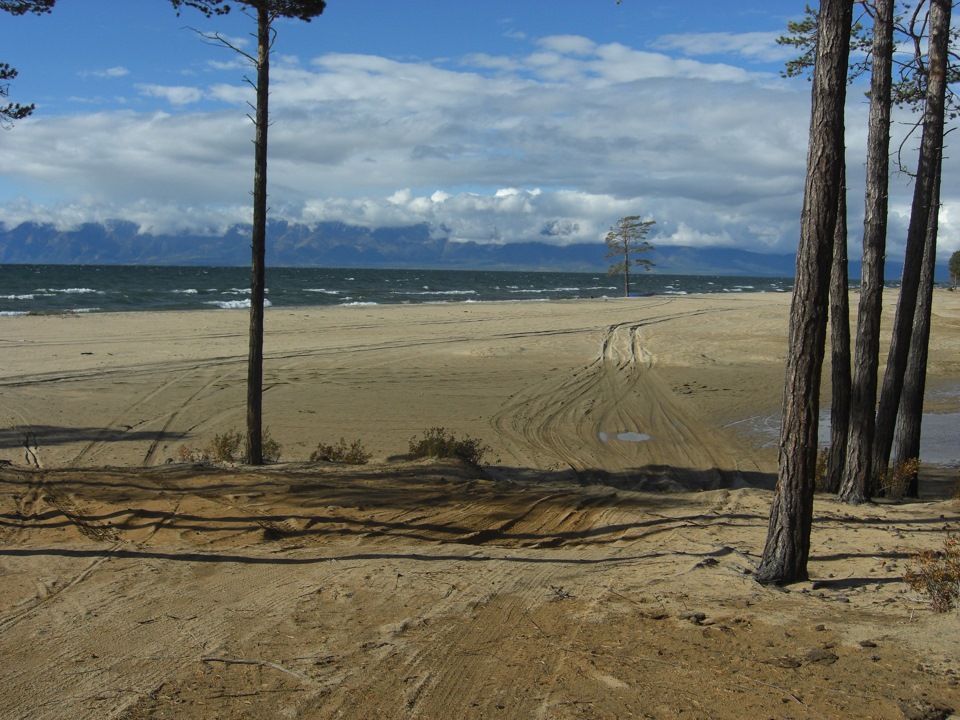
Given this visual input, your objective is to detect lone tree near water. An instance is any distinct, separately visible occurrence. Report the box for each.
[605,215,655,297]
[169,0,327,465]
[950,250,960,291]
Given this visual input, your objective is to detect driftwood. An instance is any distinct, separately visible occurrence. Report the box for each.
[200,656,314,684]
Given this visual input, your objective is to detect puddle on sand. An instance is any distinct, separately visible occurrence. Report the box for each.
[599,431,651,443]
[728,411,960,467]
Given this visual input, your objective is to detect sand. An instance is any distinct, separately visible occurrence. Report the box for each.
[1,291,959,719]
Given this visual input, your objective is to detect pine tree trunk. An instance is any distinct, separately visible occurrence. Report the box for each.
[895,150,942,497]
[246,5,270,466]
[838,0,893,505]
[871,0,950,484]
[825,163,850,495]
[755,0,852,586]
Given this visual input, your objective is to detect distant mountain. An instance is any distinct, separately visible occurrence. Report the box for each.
[0,219,931,279]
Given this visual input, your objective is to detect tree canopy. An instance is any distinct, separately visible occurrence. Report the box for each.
[1,0,57,127]
[949,249,960,289]
[605,215,655,297]
[168,0,326,21]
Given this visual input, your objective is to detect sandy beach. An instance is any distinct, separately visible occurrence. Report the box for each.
[1,291,959,718]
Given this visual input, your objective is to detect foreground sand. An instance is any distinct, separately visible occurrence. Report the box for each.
[1,291,959,719]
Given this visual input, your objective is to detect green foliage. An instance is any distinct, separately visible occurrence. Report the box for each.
[1,2,56,127]
[311,437,371,465]
[605,215,655,297]
[776,2,959,121]
[949,250,960,289]
[168,0,326,21]
[775,3,870,80]
[408,427,491,466]
[0,1,56,14]
[904,533,960,612]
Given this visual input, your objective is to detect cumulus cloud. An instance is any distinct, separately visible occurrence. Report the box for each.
[136,84,205,106]
[2,31,958,259]
[650,31,795,64]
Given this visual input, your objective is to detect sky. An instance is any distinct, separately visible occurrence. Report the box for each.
[1,0,957,261]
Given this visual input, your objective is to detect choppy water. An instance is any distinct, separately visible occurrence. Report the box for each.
[0,265,793,315]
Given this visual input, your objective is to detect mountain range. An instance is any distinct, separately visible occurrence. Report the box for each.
[0,219,930,279]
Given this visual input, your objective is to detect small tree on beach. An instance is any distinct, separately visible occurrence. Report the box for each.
[605,215,655,297]
[950,250,960,290]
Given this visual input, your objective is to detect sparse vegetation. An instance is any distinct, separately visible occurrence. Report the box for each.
[206,430,244,463]
[176,427,282,464]
[408,427,491,466]
[260,427,282,463]
[310,437,371,465]
[813,448,831,492]
[877,457,919,499]
[904,533,960,612]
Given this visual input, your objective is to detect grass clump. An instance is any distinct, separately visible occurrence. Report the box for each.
[408,427,491,466]
[904,533,960,613]
[311,437,371,465]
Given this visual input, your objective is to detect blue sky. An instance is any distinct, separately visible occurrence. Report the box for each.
[1,0,956,260]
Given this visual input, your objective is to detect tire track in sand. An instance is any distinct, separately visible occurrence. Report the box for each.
[491,308,749,489]
[70,364,242,467]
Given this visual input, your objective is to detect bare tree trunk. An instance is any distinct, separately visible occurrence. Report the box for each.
[825,163,850,494]
[871,0,951,484]
[755,0,852,586]
[895,149,942,497]
[246,5,270,465]
[838,0,893,504]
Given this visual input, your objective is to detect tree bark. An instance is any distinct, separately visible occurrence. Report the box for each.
[755,0,852,586]
[624,253,630,297]
[838,0,893,504]
[246,5,270,465]
[825,162,850,495]
[894,148,942,497]
[871,0,950,483]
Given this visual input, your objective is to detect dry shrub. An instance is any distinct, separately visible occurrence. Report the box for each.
[260,427,283,462]
[311,437,370,465]
[408,427,490,466]
[878,458,919,499]
[180,428,283,464]
[206,431,244,463]
[904,534,960,613]
[177,444,206,463]
[813,448,831,492]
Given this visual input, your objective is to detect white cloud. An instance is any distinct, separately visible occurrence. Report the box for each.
[2,32,958,260]
[79,66,130,79]
[136,84,205,106]
[650,31,794,64]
